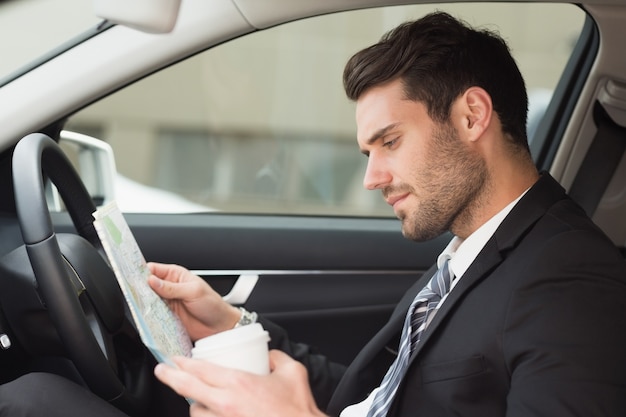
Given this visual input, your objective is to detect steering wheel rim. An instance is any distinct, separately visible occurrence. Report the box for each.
[12,133,150,414]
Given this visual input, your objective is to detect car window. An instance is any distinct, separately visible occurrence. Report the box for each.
[0,0,100,82]
[64,3,586,215]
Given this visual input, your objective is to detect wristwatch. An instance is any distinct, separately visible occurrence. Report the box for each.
[234,307,258,328]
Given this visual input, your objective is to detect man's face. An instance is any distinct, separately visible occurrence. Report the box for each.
[356,79,487,241]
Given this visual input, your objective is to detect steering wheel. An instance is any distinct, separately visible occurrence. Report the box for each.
[11,133,151,415]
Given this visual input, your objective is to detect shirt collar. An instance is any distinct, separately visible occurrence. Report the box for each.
[438,189,529,289]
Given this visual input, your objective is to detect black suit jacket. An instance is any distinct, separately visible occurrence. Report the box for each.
[264,173,626,416]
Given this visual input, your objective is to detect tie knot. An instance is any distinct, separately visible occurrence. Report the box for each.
[430,259,452,298]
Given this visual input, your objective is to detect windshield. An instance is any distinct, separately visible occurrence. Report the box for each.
[0,0,101,80]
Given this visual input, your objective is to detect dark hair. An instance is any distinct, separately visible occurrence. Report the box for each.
[343,11,529,150]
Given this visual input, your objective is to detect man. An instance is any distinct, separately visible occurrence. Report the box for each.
[1,11,624,417]
[151,11,626,417]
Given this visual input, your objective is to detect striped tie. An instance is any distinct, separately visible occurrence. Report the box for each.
[366,259,453,417]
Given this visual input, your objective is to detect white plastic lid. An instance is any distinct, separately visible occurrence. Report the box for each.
[194,323,269,351]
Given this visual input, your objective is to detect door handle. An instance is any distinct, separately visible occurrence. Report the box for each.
[222,274,259,305]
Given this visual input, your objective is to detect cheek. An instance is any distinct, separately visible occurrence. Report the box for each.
[405,146,450,192]
[402,151,430,183]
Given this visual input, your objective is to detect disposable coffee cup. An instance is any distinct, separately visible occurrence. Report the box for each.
[191,323,271,375]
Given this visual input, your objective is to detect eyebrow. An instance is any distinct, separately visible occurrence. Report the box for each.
[360,123,400,156]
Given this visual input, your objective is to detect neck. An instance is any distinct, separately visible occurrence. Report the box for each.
[451,161,539,239]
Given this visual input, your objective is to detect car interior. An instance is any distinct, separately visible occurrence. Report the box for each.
[0,0,625,415]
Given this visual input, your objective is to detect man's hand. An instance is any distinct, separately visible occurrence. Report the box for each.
[154,350,327,417]
[147,262,241,341]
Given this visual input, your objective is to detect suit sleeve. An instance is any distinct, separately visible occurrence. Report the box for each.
[504,229,626,416]
[257,316,347,411]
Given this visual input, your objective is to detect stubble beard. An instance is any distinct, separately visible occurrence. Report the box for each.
[398,122,488,242]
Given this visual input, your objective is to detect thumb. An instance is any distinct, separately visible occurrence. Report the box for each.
[268,349,293,371]
[148,274,184,300]
[149,274,206,302]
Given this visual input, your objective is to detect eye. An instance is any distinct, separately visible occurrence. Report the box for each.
[383,137,399,149]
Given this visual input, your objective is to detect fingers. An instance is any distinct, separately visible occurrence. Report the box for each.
[158,357,226,387]
[148,262,187,282]
[154,359,217,404]
[155,357,252,415]
[147,265,205,301]
[148,274,173,298]
[147,274,179,299]
[189,402,212,417]
[156,356,326,417]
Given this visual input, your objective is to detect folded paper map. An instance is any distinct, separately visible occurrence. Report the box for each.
[93,201,193,363]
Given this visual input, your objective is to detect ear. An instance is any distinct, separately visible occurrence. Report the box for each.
[457,87,493,142]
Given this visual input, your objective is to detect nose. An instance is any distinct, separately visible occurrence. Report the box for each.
[362,155,391,190]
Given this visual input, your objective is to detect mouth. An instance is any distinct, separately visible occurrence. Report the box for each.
[385,193,409,209]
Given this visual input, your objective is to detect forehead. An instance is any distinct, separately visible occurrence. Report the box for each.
[355,79,431,145]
